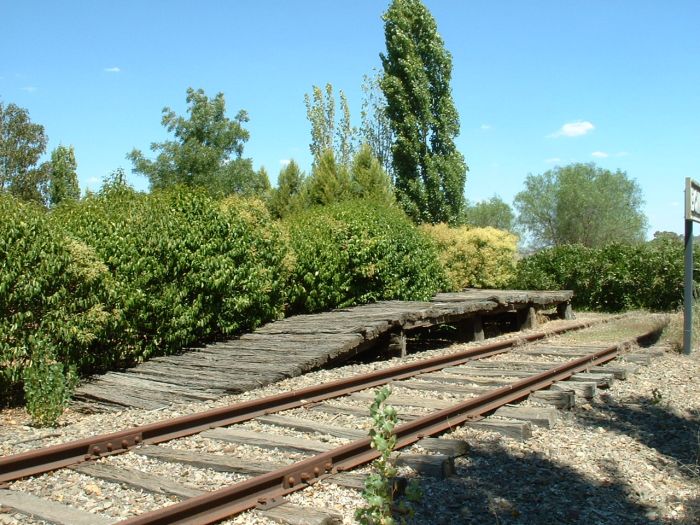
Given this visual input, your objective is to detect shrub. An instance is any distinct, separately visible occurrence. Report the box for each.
[283,201,446,313]
[53,186,291,363]
[0,194,111,406]
[512,239,692,312]
[420,224,517,290]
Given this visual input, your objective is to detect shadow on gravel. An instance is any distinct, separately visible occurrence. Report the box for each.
[402,442,659,525]
[577,395,700,481]
[399,395,699,525]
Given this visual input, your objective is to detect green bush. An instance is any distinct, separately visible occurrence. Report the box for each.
[284,201,447,313]
[52,186,291,363]
[512,239,690,312]
[0,194,112,406]
[420,223,517,290]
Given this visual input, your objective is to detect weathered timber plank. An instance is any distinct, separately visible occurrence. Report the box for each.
[467,419,533,441]
[134,445,284,475]
[395,454,455,478]
[493,406,558,428]
[327,472,367,490]
[0,489,115,525]
[394,379,492,395]
[255,414,365,441]
[71,462,204,498]
[529,389,576,409]
[309,403,421,421]
[201,427,332,454]
[570,372,614,388]
[72,387,171,410]
[442,368,535,378]
[463,361,633,381]
[552,381,596,399]
[414,438,469,456]
[258,503,342,525]
[418,373,513,387]
[348,392,453,410]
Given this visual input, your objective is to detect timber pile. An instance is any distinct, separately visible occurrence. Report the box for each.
[72,289,572,412]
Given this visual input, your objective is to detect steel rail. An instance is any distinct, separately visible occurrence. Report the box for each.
[1,317,606,484]
[115,322,663,525]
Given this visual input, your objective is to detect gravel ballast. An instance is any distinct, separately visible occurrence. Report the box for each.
[1,313,698,524]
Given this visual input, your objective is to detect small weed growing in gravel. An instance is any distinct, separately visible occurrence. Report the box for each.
[355,386,420,525]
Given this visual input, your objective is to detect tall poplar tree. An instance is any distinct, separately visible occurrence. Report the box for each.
[47,145,80,206]
[381,0,467,224]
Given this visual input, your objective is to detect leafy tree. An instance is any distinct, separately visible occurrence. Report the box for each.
[304,84,357,167]
[350,143,395,207]
[360,72,394,178]
[306,149,351,206]
[0,102,49,204]
[514,163,648,248]
[463,195,515,232]
[268,160,306,218]
[128,88,260,197]
[380,0,467,225]
[47,145,80,206]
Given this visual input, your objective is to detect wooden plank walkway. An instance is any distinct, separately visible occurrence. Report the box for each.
[72,289,572,412]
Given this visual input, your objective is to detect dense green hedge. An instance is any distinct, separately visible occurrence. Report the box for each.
[0,189,292,408]
[512,238,692,311]
[53,186,291,363]
[0,195,113,403]
[283,201,447,313]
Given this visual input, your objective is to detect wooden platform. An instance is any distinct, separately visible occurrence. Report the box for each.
[72,289,572,412]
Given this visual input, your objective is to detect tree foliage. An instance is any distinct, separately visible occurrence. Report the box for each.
[514,163,648,248]
[303,146,395,209]
[350,143,395,207]
[512,237,691,312]
[306,149,352,206]
[47,145,80,206]
[128,88,261,197]
[0,102,49,204]
[268,160,306,219]
[463,196,516,233]
[421,223,518,290]
[380,0,467,225]
[283,200,446,314]
[360,72,394,177]
[304,83,357,167]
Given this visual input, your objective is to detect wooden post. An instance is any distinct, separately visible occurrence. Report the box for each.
[516,306,537,330]
[470,316,485,342]
[556,302,574,320]
[388,330,407,358]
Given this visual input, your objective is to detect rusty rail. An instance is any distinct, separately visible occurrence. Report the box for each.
[116,322,663,525]
[0,318,606,484]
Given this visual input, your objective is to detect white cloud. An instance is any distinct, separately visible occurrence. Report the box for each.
[591,151,609,158]
[480,124,492,130]
[21,86,37,92]
[545,157,561,164]
[279,159,291,167]
[671,201,680,208]
[615,151,629,157]
[549,121,595,138]
[104,67,121,73]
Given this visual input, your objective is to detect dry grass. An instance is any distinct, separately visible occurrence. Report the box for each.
[662,303,700,353]
[553,312,669,345]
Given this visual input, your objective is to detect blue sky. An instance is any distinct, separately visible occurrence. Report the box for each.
[2,1,698,235]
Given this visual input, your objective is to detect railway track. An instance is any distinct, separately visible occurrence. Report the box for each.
[0,314,668,524]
